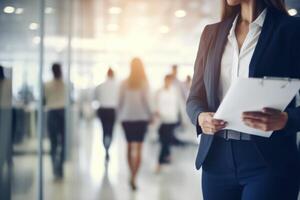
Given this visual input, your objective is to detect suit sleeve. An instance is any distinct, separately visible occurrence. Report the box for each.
[186,25,212,135]
[283,21,300,134]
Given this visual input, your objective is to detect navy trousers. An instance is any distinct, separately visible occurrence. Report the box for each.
[47,109,65,177]
[158,123,176,164]
[97,108,116,151]
[202,137,299,200]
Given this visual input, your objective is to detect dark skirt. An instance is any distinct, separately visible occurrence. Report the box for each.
[122,121,148,142]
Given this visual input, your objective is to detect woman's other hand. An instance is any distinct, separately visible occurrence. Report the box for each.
[198,112,227,135]
[242,107,288,132]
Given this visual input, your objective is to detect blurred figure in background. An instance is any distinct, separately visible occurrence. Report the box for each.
[0,66,12,199]
[170,65,185,146]
[155,74,184,173]
[118,58,152,191]
[182,75,192,100]
[44,63,66,179]
[95,68,119,164]
[170,65,184,98]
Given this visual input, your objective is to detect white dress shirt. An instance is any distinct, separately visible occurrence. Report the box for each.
[156,86,184,123]
[218,9,267,101]
[95,78,119,109]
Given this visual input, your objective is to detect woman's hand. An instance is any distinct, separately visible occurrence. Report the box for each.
[198,112,227,135]
[242,108,288,132]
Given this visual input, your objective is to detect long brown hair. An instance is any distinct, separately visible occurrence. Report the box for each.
[127,57,148,89]
[221,0,287,20]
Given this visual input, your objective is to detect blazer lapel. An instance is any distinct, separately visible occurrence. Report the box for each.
[249,8,276,77]
[207,17,235,109]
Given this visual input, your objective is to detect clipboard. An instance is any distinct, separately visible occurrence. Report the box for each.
[214,77,300,137]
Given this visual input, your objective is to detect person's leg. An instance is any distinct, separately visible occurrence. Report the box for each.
[165,124,176,160]
[99,109,115,160]
[103,109,116,156]
[98,109,108,149]
[130,142,143,190]
[158,124,167,164]
[242,173,299,200]
[47,111,59,177]
[202,171,242,200]
[127,142,134,175]
[57,109,65,178]
[202,137,242,200]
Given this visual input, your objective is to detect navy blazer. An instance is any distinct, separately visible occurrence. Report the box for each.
[186,8,300,176]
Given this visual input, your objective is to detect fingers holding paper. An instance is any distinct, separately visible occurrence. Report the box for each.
[242,107,288,132]
[198,112,227,135]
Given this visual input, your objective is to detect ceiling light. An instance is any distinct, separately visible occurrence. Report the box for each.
[159,25,170,34]
[288,8,297,16]
[29,23,39,30]
[108,7,122,14]
[15,8,24,14]
[174,9,186,18]
[45,7,54,14]
[107,24,119,32]
[3,6,15,14]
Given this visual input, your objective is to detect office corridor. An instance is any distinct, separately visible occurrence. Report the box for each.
[12,117,202,200]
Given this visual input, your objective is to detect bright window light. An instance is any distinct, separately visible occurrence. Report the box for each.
[288,8,297,16]
[108,7,122,14]
[159,25,170,34]
[107,24,119,32]
[174,9,186,18]
[45,7,54,14]
[15,8,24,14]
[29,23,39,30]
[3,6,15,14]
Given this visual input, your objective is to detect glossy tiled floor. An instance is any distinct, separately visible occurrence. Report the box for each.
[12,119,202,200]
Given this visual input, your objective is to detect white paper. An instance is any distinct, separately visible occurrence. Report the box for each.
[214,77,300,137]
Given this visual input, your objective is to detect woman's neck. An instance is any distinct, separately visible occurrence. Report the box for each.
[240,0,265,23]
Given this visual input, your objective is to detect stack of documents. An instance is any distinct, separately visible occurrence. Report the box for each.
[214,77,300,137]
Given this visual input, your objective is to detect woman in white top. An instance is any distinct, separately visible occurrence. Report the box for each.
[118,58,152,190]
[94,68,119,163]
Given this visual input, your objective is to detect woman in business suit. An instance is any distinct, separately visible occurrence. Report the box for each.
[186,0,300,200]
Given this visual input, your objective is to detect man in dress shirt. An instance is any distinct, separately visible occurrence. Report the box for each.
[155,74,185,172]
[95,68,119,163]
[44,63,66,179]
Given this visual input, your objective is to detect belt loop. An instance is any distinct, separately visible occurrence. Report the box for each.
[239,132,242,140]
[225,130,228,140]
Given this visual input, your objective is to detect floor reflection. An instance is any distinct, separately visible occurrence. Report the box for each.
[98,168,115,200]
[12,118,203,200]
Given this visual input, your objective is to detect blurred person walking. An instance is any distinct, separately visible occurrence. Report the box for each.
[170,65,185,98]
[118,58,152,191]
[182,75,192,100]
[169,65,185,146]
[95,68,119,163]
[155,74,185,172]
[44,63,66,179]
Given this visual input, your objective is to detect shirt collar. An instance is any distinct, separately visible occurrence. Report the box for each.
[228,8,267,38]
[252,8,267,27]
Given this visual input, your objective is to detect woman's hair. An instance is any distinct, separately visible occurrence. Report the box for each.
[221,0,287,20]
[127,57,148,89]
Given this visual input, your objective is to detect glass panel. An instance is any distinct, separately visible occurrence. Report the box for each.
[0,0,40,199]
